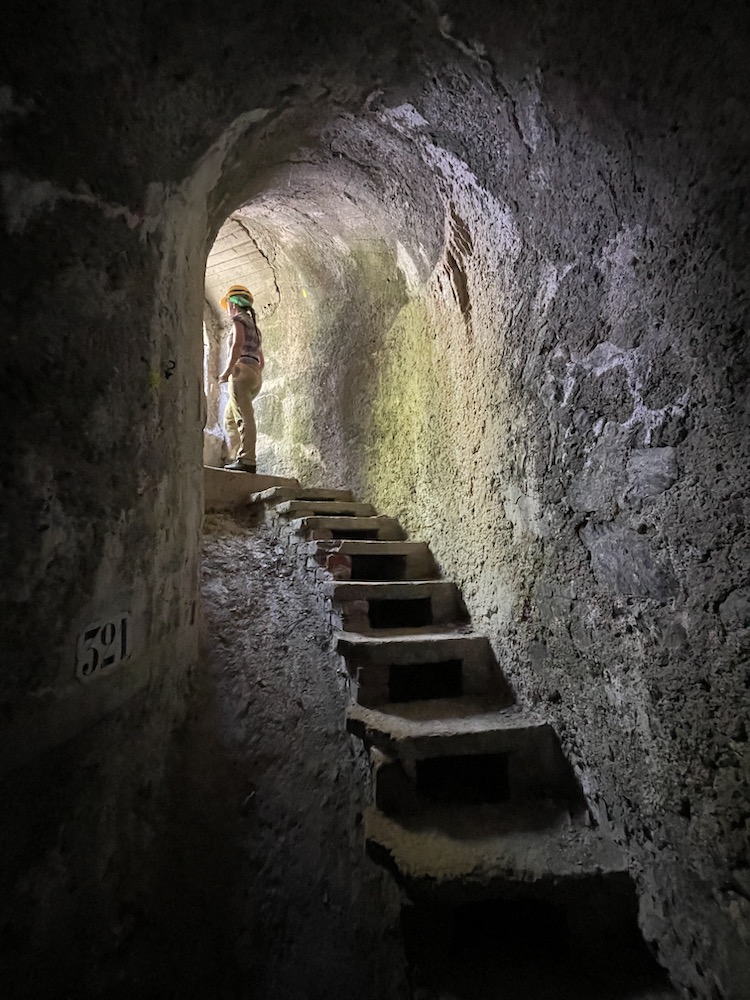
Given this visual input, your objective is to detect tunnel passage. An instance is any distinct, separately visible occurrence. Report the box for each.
[1,0,747,997]
[350,552,408,581]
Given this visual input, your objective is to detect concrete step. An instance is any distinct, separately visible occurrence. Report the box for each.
[307,539,438,581]
[334,630,511,707]
[290,515,406,542]
[204,467,301,511]
[327,580,465,632]
[347,701,581,802]
[250,485,355,505]
[370,746,583,817]
[273,499,378,518]
[363,805,625,901]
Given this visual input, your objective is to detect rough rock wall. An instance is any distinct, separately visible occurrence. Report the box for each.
[0,83,210,989]
[0,1,272,980]
[326,12,747,1000]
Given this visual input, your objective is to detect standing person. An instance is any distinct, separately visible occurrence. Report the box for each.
[218,284,265,473]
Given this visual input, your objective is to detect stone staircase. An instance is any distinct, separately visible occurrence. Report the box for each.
[249,482,675,997]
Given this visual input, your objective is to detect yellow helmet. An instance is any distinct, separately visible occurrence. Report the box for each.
[220,284,253,309]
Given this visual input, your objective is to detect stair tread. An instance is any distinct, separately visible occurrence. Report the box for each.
[335,627,482,648]
[364,806,625,884]
[274,500,377,516]
[339,624,473,638]
[329,579,457,596]
[250,486,355,503]
[348,698,540,738]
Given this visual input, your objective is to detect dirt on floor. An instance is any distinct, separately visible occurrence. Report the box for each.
[117,510,409,1000]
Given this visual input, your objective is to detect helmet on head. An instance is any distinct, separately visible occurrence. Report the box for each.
[220,284,254,310]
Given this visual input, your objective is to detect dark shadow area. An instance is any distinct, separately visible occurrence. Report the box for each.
[402,884,675,1000]
[331,528,379,539]
[63,511,410,1000]
[351,553,408,580]
[416,753,510,804]
[369,597,433,629]
[389,658,463,701]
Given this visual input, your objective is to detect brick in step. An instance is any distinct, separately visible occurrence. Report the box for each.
[334,631,512,707]
[327,580,466,632]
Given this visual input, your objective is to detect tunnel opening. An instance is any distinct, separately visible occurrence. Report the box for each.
[388,658,463,701]
[200,129,422,483]
[189,14,739,991]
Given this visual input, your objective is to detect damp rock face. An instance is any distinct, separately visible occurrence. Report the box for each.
[1,1,749,998]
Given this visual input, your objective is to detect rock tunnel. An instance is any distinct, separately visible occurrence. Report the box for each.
[1,1,749,998]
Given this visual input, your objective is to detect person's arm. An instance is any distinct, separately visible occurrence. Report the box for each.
[218,317,244,382]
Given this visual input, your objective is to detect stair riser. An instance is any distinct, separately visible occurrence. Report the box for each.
[341,646,506,706]
[331,592,463,632]
[373,746,574,812]
[285,518,406,542]
[306,546,438,582]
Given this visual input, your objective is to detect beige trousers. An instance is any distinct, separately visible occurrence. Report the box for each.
[225,361,262,464]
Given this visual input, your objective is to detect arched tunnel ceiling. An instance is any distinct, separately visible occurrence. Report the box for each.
[204,107,451,321]
[205,216,280,319]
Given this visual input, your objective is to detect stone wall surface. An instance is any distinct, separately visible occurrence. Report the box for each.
[1,0,748,996]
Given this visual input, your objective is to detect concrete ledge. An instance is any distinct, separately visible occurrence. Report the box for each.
[204,466,300,511]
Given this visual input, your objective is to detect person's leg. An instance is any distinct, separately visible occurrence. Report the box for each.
[223,396,241,461]
[228,363,262,466]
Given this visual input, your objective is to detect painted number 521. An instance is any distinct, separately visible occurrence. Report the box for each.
[75,614,130,681]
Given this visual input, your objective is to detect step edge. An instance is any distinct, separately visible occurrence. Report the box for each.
[363,807,627,881]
